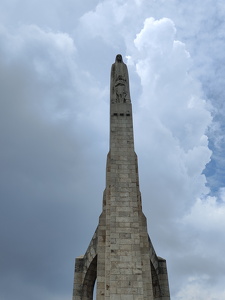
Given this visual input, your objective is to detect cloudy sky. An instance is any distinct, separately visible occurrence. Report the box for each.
[0,0,225,299]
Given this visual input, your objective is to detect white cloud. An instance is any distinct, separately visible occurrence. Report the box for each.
[170,189,225,298]
[134,17,176,54]
[78,0,145,48]
[128,18,212,217]
[79,1,123,46]
[125,16,225,298]
[183,193,225,231]
[175,279,225,300]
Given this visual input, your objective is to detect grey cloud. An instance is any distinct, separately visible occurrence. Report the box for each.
[0,24,105,300]
[0,1,225,299]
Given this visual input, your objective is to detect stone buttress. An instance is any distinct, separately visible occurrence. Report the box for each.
[72,54,170,300]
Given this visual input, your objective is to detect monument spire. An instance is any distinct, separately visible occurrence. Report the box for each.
[73,54,170,300]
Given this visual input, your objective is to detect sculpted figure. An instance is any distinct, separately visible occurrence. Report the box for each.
[110,54,131,104]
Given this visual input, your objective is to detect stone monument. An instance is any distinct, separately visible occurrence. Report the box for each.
[72,54,170,300]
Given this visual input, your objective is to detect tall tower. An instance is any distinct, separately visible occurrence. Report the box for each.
[73,55,170,300]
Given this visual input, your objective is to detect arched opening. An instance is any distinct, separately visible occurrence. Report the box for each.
[93,280,97,299]
[82,255,97,299]
[151,261,161,298]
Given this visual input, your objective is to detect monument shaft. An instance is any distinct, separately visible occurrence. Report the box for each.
[73,55,170,300]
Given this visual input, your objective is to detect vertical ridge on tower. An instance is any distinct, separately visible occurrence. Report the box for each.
[73,54,170,300]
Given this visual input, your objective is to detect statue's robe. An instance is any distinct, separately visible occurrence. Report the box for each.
[110,58,131,104]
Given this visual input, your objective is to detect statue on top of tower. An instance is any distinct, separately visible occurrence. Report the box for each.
[110,54,131,104]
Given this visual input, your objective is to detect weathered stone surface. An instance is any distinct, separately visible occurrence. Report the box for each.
[72,55,170,300]
[110,54,131,104]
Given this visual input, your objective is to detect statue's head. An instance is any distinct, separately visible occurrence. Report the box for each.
[116,54,123,63]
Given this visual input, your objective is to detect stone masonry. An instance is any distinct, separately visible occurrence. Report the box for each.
[72,54,170,300]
